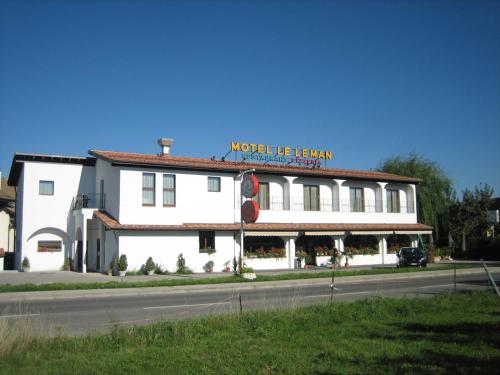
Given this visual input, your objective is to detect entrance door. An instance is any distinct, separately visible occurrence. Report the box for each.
[77,241,83,272]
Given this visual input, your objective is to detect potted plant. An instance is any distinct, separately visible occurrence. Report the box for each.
[22,256,30,272]
[203,260,214,273]
[145,257,155,275]
[118,254,128,276]
[342,248,354,268]
[240,265,256,280]
[223,260,231,272]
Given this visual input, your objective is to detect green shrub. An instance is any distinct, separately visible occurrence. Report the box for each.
[118,255,128,272]
[241,265,254,273]
[22,257,30,269]
[176,253,192,274]
[203,260,214,272]
[145,257,155,273]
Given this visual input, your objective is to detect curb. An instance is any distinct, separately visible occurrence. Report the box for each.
[0,267,496,303]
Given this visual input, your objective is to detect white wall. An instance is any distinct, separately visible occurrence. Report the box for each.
[95,159,119,218]
[17,162,95,271]
[0,211,12,252]
[119,168,236,225]
[118,231,235,273]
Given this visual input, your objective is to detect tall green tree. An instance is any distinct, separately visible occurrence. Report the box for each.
[448,184,493,253]
[377,153,454,242]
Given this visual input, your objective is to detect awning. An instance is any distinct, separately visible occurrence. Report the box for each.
[350,231,394,235]
[245,231,299,237]
[394,230,433,235]
[304,231,345,236]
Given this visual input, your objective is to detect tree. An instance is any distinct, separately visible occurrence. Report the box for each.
[448,184,493,254]
[377,153,454,243]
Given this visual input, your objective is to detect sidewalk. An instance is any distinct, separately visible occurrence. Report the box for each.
[0,264,391,285]
[0,266,496,303]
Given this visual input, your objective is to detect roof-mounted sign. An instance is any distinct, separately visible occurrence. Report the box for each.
[230,141,333,168]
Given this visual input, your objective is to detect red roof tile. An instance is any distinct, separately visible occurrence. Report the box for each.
[94,210,432,233]
[89,150,421,183]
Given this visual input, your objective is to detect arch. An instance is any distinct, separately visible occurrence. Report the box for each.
[341,180,379,213]
[28,227,72,244]
[344,235,379,255]
[244,236,285,258]
[295,235,334,265]
[386,234,412,254]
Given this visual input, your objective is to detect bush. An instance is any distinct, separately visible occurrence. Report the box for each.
[118,255,128,272]
[145,257,155,273]
[464,236,500,260]
[22,257,30,269]
[203,260,214,272]
[241,265,254,273]
[154,263,168,275]
[176,253,192,274]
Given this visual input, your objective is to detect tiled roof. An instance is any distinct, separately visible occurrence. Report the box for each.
[89,150,421,183]
[0,178,15,201]
[94,210,433,233]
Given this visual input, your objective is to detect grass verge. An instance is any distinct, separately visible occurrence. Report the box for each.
[0,264,473,293]
[0,292,499,374]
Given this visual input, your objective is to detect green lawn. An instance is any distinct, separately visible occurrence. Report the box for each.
[1,292,499,374]
[0,264,471,293]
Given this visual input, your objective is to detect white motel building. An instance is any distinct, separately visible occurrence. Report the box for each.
[7,139,432,273]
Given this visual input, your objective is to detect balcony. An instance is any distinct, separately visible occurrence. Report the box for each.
[72,193,105,210]
[252,196,414,214]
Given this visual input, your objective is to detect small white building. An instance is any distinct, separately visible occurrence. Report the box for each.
[7,140,432,273]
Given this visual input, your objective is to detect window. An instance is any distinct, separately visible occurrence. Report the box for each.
[163,174,176,206]
[387,189,400,213]
[254,182,269,210]
[199,231,215,253]
[37,240,62,252]
[350,187,364,212]
[207,177,221,192]
[39,180,54,195]
[303,185,320,211]
[142,173,155,206]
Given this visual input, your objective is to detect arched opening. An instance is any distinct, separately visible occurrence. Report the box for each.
[386,234,412,254]
[344,235,379,255]
[244,236,285,258]
[295,235,334,265]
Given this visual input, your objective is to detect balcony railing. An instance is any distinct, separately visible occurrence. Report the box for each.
[248,196,414,214]
[72,193,105,210]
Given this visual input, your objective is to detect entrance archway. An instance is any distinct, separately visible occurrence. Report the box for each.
[295,235,334,266]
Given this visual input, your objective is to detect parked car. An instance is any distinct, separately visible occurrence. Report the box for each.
[396,247,427,268]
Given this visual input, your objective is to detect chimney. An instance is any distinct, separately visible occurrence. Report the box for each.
[158,138,174,156]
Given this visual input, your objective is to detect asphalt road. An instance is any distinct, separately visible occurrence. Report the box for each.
[0,270,497,336]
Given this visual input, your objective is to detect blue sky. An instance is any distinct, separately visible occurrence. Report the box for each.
[1,0,499,195]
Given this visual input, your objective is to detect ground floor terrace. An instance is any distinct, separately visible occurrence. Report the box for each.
[15,210,432,273]
[50,211,431,273]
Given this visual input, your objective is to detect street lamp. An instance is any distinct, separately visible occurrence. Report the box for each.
[234,168,255,273]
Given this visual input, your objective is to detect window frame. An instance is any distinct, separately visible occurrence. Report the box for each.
[303,185,320,211]
[199,231,216,253]
[37,240,62,253]
[386,189,400,213]
[254,182,270,210]
[349,187,365,212]
[163,174,176,207]
[207,176,221,192]
[39,180,54,196]
[142,173,156,206]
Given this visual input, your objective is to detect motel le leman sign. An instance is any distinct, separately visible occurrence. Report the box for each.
[230,141,333,168]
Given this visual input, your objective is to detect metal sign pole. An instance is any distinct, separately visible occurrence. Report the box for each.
[235,168,255,274]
